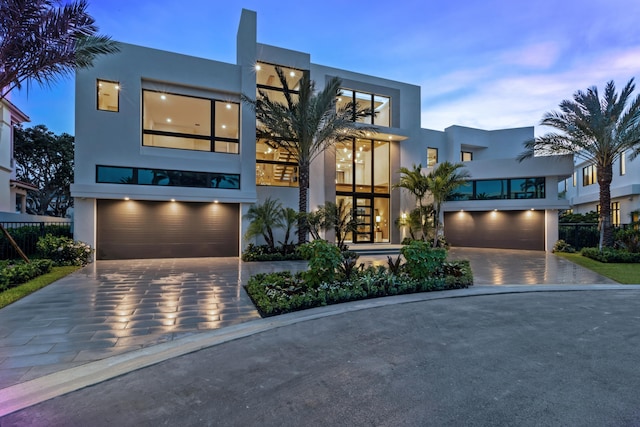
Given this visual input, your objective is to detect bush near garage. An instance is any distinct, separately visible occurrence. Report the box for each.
[36,234,93,266]
[245,240,473,316]
[241,243,304,261]
[0,259,53,291]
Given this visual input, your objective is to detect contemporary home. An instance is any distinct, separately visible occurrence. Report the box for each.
[560,155,640,225]
[72,9,573,259]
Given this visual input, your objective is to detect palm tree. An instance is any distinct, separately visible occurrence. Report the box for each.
[518,79,640,248]
[243,67,375,244]
[426,161,470,247]
[394,164,430,240]
[0,0,119,99]
[243,197,284,251]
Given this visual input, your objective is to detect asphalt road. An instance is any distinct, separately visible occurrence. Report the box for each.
[3,289,640,426]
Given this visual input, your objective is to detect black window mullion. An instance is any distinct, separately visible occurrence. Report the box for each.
[211,100,216,152]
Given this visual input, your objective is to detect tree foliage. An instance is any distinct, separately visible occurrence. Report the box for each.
[518,79,640,248]
[426,161,470,247]
[394,164,430,240]
[243,67,375,244]
[13,124,74,217]
[0,0,119,99]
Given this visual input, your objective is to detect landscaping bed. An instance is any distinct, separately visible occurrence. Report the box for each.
[245,240,473,316]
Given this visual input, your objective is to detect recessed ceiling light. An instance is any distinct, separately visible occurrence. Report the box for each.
[166,118,172,123]
[124,197,130,201]
[222,124,226,129]
[289,71,295,77]
[226,103,232,109]
[114,85,120,90]
[160,94,166,100]
[171,199,176,202]
[255,64,261,71]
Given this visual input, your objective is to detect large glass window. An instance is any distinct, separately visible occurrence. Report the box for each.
[96,165,240,189]
[97,79,119,112]
[255,62,304,186]
[336,138,390,243]
[338,89,391,127]
[620,152,627,175]
[142,90,239,154]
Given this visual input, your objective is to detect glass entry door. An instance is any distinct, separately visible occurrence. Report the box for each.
[354,197,373,243]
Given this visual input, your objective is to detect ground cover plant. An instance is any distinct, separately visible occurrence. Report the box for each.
[245,240,473,316]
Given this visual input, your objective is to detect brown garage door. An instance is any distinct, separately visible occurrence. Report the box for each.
[444,210,544,250]
[97,200,239,259]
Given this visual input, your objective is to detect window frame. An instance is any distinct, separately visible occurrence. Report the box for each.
[427,147,438,167]
[97,79,120,112]
[338,88,391,127]
[461,151,473,162]
[582,164,597,186]
[142,89,240,154]
[96,165,240,190]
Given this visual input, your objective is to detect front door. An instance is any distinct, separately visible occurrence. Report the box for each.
[354,197,373,243]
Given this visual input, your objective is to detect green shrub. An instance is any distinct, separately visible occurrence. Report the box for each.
[0,259,54,291]
[581,247,640,263]
[615,229,640,253]
[401,240,447,279]
[296,240,342,288]
[553,239,576,253]
[241,244,303,261]
[36,234,93,266]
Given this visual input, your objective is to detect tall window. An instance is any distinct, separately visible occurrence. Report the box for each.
[620,152,627,175]
[461,151,473,162]
[255,62,304,186]
[336,89,391,127]
[427,148,438,167]
[336,138,390,243]
[142,90,239,153]
[97,79,119,112]
[582,164,597,186]
[612,202,621,226]
[573,171,577,187]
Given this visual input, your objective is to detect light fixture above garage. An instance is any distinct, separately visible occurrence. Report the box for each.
[170,199,176,202]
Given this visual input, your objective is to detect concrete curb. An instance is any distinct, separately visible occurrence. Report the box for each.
[2,284,639,417]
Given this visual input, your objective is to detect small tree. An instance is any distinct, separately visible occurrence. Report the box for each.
[243,197,283,251]
[426,161,470,248]
[279,207,298,249]
[394,164,430,240]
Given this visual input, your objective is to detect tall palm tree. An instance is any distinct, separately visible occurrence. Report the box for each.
[426,161,470,247]
[394,164,430,240]
[244,67,375,244]
[518,79,640,248]
[0,0,119,99]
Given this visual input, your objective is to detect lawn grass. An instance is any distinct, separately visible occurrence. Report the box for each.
[556,253,640,284]
[0,266,81,309]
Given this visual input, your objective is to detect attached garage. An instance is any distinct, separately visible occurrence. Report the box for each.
[96,200,239,259]
[444,210,545,251]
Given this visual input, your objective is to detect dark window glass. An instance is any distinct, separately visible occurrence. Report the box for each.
[96,166,239,190]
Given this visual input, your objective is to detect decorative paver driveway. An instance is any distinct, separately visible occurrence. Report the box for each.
[0,249,617,389]
[0,257,308,389]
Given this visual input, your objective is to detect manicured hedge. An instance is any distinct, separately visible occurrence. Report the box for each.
[581,247,640,263]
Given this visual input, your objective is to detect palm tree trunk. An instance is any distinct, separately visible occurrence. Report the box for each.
[297,163,310,244]
[597,163,613,249]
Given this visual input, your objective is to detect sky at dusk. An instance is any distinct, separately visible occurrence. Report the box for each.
[10,0,640,136]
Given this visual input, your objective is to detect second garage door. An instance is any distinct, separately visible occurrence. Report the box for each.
[444,210,544,251]
[96,200,239,260]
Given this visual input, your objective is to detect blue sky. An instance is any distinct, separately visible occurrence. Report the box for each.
[10,0,640,136]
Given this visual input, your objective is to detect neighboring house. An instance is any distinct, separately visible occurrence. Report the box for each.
[560,154,640,225]
[0,97,34,216]
[72,9,572,260]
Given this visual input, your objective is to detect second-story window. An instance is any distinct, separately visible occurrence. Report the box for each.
[620,152,626,175]
[142,90,239,154]
[97,79,119,112]
[427,148,438,167]
[336,89,391,127]
[461,151,473,162]
[582,164,597,186]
